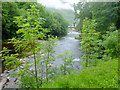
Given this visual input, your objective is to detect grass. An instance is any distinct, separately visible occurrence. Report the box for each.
[42,59,118,88]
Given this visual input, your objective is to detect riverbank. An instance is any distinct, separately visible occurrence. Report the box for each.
[0,40,46,89]
[42,59,118,88]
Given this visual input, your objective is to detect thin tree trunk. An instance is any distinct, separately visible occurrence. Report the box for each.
[40,65,43,86]
[33,41,38,88]
[34,50,38,82]
[86,48,88,67]
[46,51,49,82]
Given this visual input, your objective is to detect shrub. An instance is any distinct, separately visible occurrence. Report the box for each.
[102,30,118,59]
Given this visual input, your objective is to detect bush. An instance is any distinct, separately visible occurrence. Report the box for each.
[102,30,118,58]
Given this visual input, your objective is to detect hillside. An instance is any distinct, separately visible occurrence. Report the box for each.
[48,8,74,26]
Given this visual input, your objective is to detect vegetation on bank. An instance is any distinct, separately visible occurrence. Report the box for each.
[2,2,69,41]
[74,2,120,33]
[42,59,118,88]
[42,2,119,88]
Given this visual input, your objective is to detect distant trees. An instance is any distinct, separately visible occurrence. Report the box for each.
[48,8,75,26]
[74,2,120,33]
[2,2,69,41]
[2,2,20,41]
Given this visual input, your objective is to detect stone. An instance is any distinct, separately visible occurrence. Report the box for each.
[47,64,53,67]
[1,74,4,77]
[72,58,80,62]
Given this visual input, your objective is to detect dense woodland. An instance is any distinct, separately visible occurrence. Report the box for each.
[1,1,119,88]
[2,2,69,41]
[74,2,120,32]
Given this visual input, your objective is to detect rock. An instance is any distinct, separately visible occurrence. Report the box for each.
[72,58,80,62]
[47,64,53,67]
[41,54,45,56]
[20,59,23,61]
[6,78,9,82]
[1,74,4,77]
[14,78,17,82]
[7,77,10,79]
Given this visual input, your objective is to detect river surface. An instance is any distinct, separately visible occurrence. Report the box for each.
[52,30,82,68]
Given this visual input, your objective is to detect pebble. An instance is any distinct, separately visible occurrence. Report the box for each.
[72,58,80,62]
[1,74,4,77]
[7,77,10,79]
[47,64,53,67]
[41,54,45,56]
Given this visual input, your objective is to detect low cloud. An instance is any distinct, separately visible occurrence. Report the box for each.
[37,0,79,10]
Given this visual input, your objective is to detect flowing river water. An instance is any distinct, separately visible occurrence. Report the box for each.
[53,30,82,68]
[0,30,82,88]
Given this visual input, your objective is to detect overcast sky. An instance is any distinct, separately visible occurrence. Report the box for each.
[37,0,79,10]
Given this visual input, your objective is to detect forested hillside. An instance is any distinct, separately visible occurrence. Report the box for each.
[2,2,69,41]
[48,8,74,26]
[74,2,120,33]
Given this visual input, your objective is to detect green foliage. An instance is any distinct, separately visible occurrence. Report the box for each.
[42,59,118,88]
[50,12,69,37]
[12,5,47,88]
[14,63,36,88]
[74,2,120,32]
[80,18,118,66]
[42,35,57,82]
[2,2,69,41]
[57,50,75,75]
[80,18,101,67]
[2,2,21,41]
[102,29,118,59]
[1,47,22,70]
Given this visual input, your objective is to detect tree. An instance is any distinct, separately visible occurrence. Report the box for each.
[80,18,100,67]
[74,2,120,33]
[13,5,47,88]
[2,2,20,41]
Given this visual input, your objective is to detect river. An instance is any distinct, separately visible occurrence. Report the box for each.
[0,30,82,88]
[52,30,82,69]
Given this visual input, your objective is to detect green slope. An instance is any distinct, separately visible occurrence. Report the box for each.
[42,59,118,88]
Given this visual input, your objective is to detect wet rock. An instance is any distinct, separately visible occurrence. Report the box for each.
[47,64,53,67]
[1,74,4,77]
[41,54,45,56]
[72,58,80,62]
[6,77,10,82]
